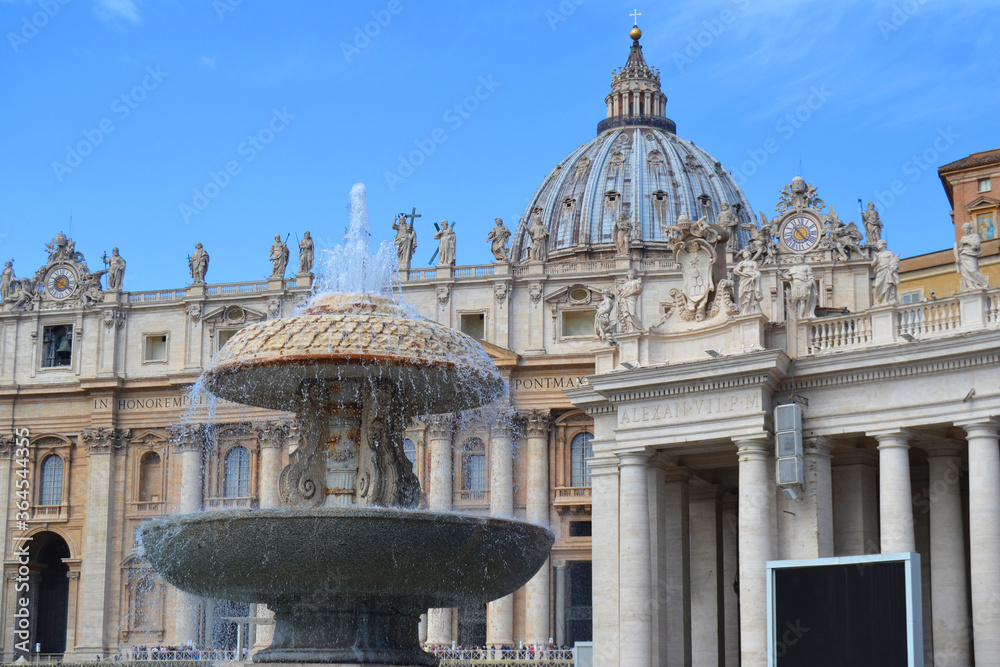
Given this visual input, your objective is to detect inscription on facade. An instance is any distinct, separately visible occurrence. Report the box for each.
[93,393,215,412]
[618,391,761,428]
[510,376,587,391]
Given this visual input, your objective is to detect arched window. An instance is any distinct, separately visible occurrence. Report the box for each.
[461,438,486,492]
[570,432,594,487]
[402,438,417,466]
[138,451,162,502]
[223,446,251,498]
[39,455,64,506]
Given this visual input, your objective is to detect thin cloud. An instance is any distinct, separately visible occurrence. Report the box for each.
[200,56,217,69]
[95,0,141,26]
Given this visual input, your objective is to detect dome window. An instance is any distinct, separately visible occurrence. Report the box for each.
[563,197,576,210]
[605,191,620,204]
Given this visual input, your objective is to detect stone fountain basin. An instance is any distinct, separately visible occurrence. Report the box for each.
[140,507,554,608]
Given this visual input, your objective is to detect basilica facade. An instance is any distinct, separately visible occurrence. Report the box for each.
[7,24,1000,667]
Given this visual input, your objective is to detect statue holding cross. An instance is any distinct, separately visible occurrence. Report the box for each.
[393,211,418,271]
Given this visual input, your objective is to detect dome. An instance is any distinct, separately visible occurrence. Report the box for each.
[510,26,755,263]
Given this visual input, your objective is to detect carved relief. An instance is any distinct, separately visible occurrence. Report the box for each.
[665,214,729,321]
[103,309,126,329]
[81,427,132,453]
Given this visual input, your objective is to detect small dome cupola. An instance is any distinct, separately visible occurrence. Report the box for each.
[598,15,676,135]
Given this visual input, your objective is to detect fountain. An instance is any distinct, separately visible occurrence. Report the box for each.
[140,185,554,666]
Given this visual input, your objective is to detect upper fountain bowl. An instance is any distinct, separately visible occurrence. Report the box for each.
[204,293,505,413]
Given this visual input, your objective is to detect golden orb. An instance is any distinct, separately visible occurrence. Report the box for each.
[630,25,642,40]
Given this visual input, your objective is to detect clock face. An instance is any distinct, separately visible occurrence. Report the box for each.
[781,215,820,252]
[46,267,76,299]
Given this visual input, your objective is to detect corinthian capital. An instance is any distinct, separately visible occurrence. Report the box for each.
[168,423,206,452]
[81,427,132,453]
[521,409,551,438]
[424,414,453,440]
[255,420,289,449]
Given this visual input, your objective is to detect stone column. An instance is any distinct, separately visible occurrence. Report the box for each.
[523,410,551,645]
[253,422,288,652]
[554,561,568,647]
[793,437,835,558]
[256,421,287,510]
[487,419,515,647]
[962,420,1000,667]
[590,457,620,666]
[831,448,880,556]
[662,467,691,666]
[690,486,724,667]
[618,450,652,667]
[874,430,915,553]
[73,427,130,657]
[171,424,204,646]
[736,436,773,667]
[425,415,454,646]
[721,495,740,667]
[926,443,972,666]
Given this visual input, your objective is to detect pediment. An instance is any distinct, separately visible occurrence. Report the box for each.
[965,195,999,211]
[543,283,606,306]
[202,304,267,325]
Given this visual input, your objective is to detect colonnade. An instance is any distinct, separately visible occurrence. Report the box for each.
[592,419,1000,667]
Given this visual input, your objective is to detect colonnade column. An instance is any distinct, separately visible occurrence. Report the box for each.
[589,457,620,666]
[425,415,455,646]
[487,418,515,647]
[172,424,205,647]
[553,561,568,647]
[253,422,289,652]
[736,436,774,667]
[798,437,835,558]
[523,410,551,645]
[618,450,652,667]
[926,442,971,667]
[73,427,130,658]
[690,485,724,666]
[873,430,915,553]
[962,420,1000,667]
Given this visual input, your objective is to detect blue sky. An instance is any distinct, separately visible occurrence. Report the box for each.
[2,0,997,291]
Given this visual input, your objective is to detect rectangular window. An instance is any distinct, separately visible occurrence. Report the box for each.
[569,521,592,537]
[979,178,991,192]
[899,291,922,304]
[42,325,73,368]
[218,329,237,350]
[562,310,596,337]
[460,313,485,340]
[144,334,168,362]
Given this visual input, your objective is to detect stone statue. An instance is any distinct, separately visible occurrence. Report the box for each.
[616,270,643,333]
[871,240,900,305]
[298,231,314,274]
[79,269,107,306]
[954,221,990,291]
[10,277,36,311]
[103,248,125,290]
[862,202,882,246]
[613,212,632,257]
[269,235,290,279]
[433,221,456,267]
[528,209,550,262]
[189,243,209,285]
[733,252,763,315]
[393,214,417,270]
[717,202,740,251]
[486,218,510,262]
[820,207,864,262]
[595,289,615,342]
[783,255,818,319]
[0,262,14,301]
[776,175,824,213]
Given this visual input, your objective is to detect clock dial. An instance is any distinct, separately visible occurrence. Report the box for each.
[46,267,76,299]
[781,216,820,252]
